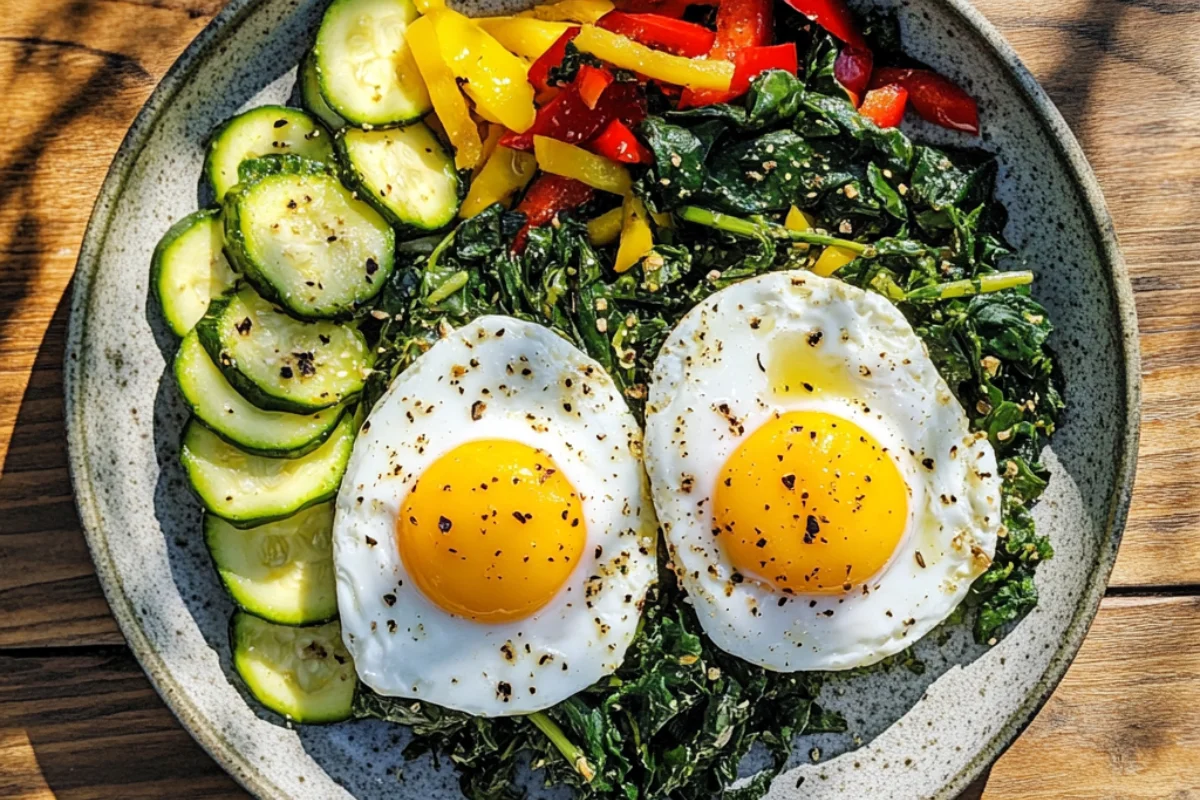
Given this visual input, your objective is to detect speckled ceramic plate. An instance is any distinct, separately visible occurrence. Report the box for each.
[65,1,1140,797]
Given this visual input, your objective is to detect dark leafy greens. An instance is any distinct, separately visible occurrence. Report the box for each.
[353,19,1061,800]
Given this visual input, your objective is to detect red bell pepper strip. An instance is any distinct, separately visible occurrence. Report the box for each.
[576,65,614,109]
[513,174,596,252]
[678,0,774,107]
[596,11,716,57]
[859,84,907,128]
[588,118,654,164]
[834,45,873,106]
[710,0,774,56]
[731,43,797,95]
[676,42,797,108]
[870,67,979,134]
[778,0,866,48]
[528,27,581,93]
[500,81,647,151]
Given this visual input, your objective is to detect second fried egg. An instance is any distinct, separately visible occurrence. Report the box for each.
[644,272,1002,672]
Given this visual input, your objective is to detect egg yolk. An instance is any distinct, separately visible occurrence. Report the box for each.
[397,439,586,623]
[712,411,908,595]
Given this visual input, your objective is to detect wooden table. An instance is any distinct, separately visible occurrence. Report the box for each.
[1,0,1198,797]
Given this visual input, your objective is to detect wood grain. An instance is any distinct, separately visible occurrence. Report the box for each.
[0,0,1199,797]
[0,646,241,799]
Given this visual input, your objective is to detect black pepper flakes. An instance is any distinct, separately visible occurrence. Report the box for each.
[293,351,316,377]
[804,515,820,543]
[235,317,252,335]
[781,474,796,490]
[438,516,452,533]
[471,401,486,420]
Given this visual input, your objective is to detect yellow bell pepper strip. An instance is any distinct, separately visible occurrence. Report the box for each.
[413,0,444,11]
[476,16,574,60]
[461,146,539,218]
[614,194,654,273]
[573,25,734,92]
[521,0,614,24]
[434,9,537,133]
[406,16,484,170]
[812,244,858,277]
[785,205,856,275]
[587,206,624,246]
[784,205,817,232]
[478,123,505,173]
[533,135,631,195]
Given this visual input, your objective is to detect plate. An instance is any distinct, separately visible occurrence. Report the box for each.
[65,1,1141,797]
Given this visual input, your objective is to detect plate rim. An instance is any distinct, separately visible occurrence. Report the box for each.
[63,1,1142,797]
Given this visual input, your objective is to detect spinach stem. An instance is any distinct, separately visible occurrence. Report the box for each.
[528,711,595,783]
[425,270,470,306]
[676,206,869,254]
[906,270,1033,302]
[425,227,458,275]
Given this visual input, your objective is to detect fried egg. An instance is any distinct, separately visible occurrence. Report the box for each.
[643,272,1001,672]
[333,317,656,715]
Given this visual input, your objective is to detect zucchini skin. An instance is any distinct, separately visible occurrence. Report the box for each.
[151,208,235,336]
[194,290,287,413]
[232,152,334,186]
[205,508,339,626]
[203,106,334,202]
[300,50,346,131]
[229,612,355,723]
[312,0,431,129]
[180,414,356,529]
[194,290,368,414]
[333,126,464,235]
[174,332,347,458]
[222,155,395,321]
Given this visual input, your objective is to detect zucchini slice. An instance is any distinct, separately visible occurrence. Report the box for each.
[313,0,431,127]
[223,161,395,319]
[300,50,346,131]
[151,209,237,336]
[231,612,355,723]
[204,106,334,202]
[181,413,355,527]
[175,331,347,457]
[206,503,337,625]
[336,125,461,232]
[195,286,371,413]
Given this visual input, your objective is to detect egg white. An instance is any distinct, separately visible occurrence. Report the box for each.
[644,272,1002,672]
[333,317,656,715]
